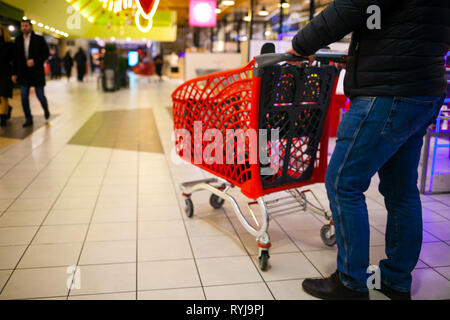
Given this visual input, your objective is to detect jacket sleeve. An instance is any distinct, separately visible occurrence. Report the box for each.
[292,0,395,56]
[36,36,50,65]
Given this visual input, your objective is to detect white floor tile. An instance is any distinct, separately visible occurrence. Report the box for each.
[44,209,93,225]
[0,211,48,227]
[267,279,320,300]
[18,243,83,268]
[420,242,450,267]
[204,282,273,300]
[0,267,69,299]
[138,287,205,300]
[190,235,247,259]
[0,246,27,269]
[86,222,136,242]
[254,252,321,282]
[138,237,193,261]
[0,270,12,291]
[33,225,88,244]
[138,260,201,291]
[69,291,136,300]
[412,268,450,300]
[0,226,38,246]
[69,263,136,296]
[423,221,450,241]
[79,240,136,265]
[138,220,187,239]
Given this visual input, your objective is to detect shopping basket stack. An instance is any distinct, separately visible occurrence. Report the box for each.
[172,49,346,271]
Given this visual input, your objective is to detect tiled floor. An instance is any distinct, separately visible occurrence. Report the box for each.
[0,75,449,300]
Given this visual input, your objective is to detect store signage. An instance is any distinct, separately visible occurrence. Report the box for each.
[189,0,217,27]
[136,0,160,32]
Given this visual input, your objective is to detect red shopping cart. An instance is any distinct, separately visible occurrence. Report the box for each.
[172,50,346,271]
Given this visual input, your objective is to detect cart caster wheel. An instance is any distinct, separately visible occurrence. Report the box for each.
[320,224,336,246]
[259,250,270,271]
[209,194,225,209]
[184,198,194,218]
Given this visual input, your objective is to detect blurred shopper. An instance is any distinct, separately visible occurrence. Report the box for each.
[154,53,163,81]
[63,50,73,81]
[12,20,50,127]
[74,47,87,82]
[288,0,449,300]
[49,51,62,79]
[0,25,14,127]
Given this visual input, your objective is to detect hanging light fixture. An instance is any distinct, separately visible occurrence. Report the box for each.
[258,6,269,16]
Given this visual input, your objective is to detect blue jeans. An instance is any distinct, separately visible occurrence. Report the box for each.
[325,95,445,292]
[20,84,49,122]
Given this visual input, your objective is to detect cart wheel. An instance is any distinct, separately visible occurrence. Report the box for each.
[184,198,194,218]
[259,250,270,271]
[209,194,225,209]
[320,224,336,246]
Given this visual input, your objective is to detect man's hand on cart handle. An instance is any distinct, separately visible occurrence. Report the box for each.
[286,48,314,66]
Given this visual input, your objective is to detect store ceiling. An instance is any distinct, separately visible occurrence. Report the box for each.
[2,0,177,40]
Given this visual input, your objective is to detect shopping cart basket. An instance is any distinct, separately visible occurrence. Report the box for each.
[172,50,346,271]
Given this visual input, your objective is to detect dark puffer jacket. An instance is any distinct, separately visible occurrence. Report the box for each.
[292,0,450,98]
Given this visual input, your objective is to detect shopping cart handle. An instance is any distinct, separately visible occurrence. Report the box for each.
[255,53,305,70]
[314,50,348,64]
[254,51,347,76]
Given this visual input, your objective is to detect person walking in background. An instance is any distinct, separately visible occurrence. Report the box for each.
[154,53,163,81]
[49,50,62,79]
[0,25,14,127]
[63,50,73,81]
[287,0,449,300]
[74,47,87,82]
[12,19,50,127]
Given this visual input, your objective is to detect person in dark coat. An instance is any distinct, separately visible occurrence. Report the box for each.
[49,51,62,79]
[0,25,14,127]
[12,20,50,127]
[74,48,87,82]
[63,51,73,81]
[154,54,163,81]
[287,0,449,300]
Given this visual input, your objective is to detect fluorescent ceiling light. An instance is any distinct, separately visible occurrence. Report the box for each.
[222,1,235,6]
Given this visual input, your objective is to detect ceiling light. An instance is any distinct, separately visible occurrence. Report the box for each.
[222,1,235,6]
[31,20,36,25]
[50,27,55,32]
[8,25,15,32]
[44,25,50,29]
[258,7,269,16]
[38,22,44,27]
[281,3,290,9]
[243,16,251,22]
[215,8,221,14]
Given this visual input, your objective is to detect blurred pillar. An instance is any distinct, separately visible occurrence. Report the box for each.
[279,0,284,34]
[249,0,254,40]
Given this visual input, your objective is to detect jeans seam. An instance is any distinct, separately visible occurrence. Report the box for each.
[334,97,377,278]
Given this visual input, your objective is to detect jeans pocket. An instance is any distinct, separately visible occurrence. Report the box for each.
[381,97,440,142]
